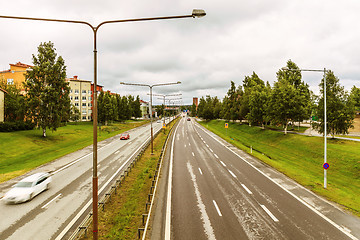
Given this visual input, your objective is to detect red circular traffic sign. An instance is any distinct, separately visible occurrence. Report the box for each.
[323,163,330,170]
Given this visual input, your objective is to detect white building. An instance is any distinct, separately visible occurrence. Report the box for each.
[67,76,92,121]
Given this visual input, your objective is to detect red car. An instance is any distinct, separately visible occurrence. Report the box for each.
[120,133,130,140]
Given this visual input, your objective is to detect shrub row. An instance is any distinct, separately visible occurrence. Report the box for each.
[0,121,36,132]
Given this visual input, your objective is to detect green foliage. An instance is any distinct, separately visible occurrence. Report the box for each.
[24,41,70,137]
[313,71,355,137]
[2,84,27,122]
[270,60,311,134]
[0,121,35,132]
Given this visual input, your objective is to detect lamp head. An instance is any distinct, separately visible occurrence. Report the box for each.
[192,9,206,18]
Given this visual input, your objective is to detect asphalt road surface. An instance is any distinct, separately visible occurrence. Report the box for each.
[149,117,360,240]
[0,119,171,240]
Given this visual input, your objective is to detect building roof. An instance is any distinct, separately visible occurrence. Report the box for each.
[10,62,33,68]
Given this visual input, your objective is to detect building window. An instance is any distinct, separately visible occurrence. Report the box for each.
[82,96,86,101]
[82,90,87,94]
[82,103,86,107]
[75,96,79,101]
[82,116,87,120]
[88,90,92,94]
[75,89,79,94]
[70,89,72,93]
[88,116,92,120]
[88,103,92,107]
[70,96,73,100]
[75,103,79,106]
[7,79,14,85]
[88,110,92,114]
[88,96,92,101]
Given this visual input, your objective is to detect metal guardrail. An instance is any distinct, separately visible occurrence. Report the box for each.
[68,117,178,240]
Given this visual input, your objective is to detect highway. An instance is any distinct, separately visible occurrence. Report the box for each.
[0,119,168,240]
[149,116,360,240]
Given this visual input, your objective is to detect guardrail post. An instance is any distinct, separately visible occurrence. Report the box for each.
[138,228,144,239]
[142,214,148,225]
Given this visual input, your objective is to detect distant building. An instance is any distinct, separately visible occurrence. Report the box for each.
[193,97,198,111]
[140,100,149,118]
[0,62,32,94]
[67,76,93,121]
[0,88,6,122]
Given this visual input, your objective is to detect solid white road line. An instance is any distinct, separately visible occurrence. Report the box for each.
[220,161,226,167]
[241,184,253,195]
[213,200,222,217]
[261,205,279,222]
[165,122,180,240]
[42,193,62,209]
[228,170,237,178]
[199,168,203,175]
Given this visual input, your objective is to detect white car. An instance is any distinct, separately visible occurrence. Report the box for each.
[3,172,52,204]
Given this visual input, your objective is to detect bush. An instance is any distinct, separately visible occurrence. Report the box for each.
[0,121,36,132]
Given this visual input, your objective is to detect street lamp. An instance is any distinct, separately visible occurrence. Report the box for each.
[282,67,328,189]
[120,81,181,154]
[153,93,182,130]
[0,9,205,239]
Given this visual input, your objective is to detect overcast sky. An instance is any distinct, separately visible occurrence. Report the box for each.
[1,0,359,105]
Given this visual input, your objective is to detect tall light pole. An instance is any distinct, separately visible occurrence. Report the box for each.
[0,9,205,239]
[282,67,328,188]
[120,81,181,154]
[153,93,182,129]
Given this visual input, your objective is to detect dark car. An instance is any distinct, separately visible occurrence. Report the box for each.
[120,133,130,140]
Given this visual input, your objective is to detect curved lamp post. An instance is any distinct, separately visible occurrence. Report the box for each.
[282,67,328,189]
[153,93,182,131]
[0,9,205,239]
[120,81,181,154]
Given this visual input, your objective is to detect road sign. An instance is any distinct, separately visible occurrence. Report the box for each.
[323,163,330,170]
[225,123,228,129]
[162,123,166,128]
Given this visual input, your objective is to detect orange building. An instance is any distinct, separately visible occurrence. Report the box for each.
[0,62,32,94]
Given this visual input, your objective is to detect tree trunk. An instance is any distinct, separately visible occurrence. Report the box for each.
[284,122,288,135]
[42,128,46,138]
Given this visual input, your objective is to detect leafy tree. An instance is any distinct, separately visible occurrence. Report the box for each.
[270,60,311,134]
[312,70,355,137]
[24,41,70,137]
[0,82,27,122]
[350,86,360,111]
[190,103,197,117]
[69,104,80,122]
[221,81,242,121]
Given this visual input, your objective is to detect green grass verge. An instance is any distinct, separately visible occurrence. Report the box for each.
[82,119,177,240]
[199,120,360,217]
[0,120,149,183]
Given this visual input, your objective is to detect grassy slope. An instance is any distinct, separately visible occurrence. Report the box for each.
[0,120,148,182]
[200,120,360,216]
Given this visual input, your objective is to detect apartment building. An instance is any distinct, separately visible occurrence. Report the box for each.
[67,76,93,121]
[0,62,32,94]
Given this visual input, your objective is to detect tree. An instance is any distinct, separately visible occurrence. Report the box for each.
[0,81,27,122]
[270,60,311,134]
[24,41,70,137]
[312,70,355,137]
[69,104,80,122]
[350,86,360,111]
[132,95,142,119]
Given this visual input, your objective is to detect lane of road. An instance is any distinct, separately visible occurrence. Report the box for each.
[0,119,170,240]
[166,117,358,239]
